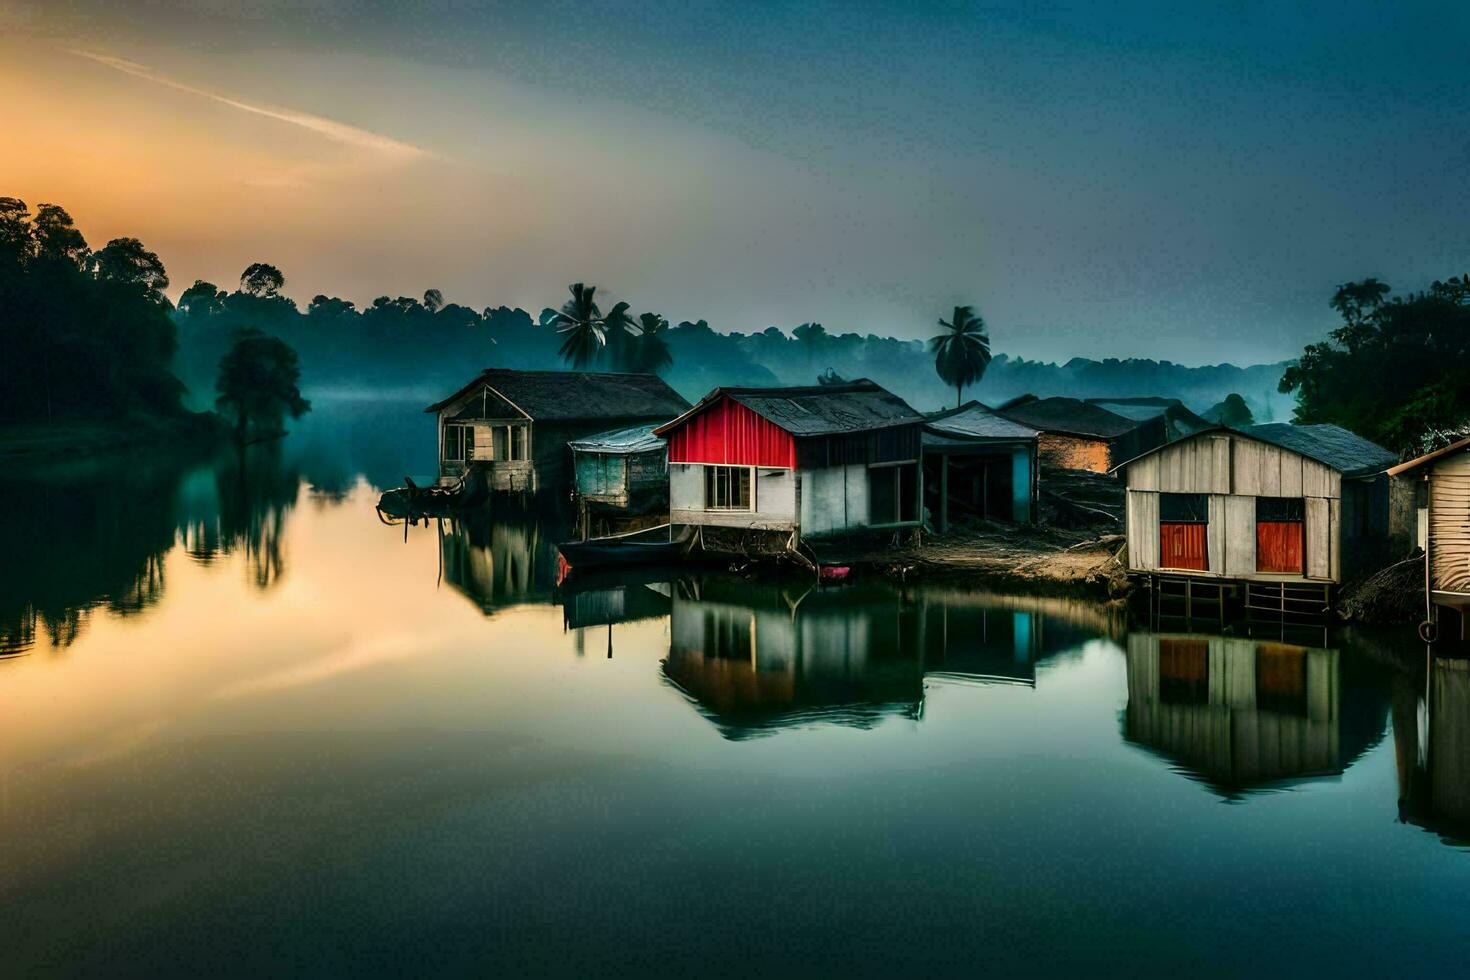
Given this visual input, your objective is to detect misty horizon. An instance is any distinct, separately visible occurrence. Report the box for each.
[4,2,1465,365]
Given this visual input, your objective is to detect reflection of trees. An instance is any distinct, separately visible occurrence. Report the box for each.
[661,578,1095,739]
[0,455,191,654]
[1,445,304,655]
[1122,634,1389,797]
[181,445,301,590]
[1394,655,1470,845]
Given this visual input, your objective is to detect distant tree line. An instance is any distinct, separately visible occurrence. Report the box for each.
[2,197,1304,434]
[1282,275,1470,455]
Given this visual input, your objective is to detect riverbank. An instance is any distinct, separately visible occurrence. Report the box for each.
[0,413,228,465]
[808,522,1130,598]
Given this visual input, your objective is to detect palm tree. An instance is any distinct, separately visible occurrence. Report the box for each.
[603,301,639,371]
[930,305,992,408]
[552,282,606,368]
[634,312,673,374]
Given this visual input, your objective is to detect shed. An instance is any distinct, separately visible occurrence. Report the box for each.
[1388,436,1470,639]
[425,369,689,491]
[997,396,1151,473]
[652,379,924,544]
[1114,423,1396,603]
[568,423,670,515]
[921,402,1039,527]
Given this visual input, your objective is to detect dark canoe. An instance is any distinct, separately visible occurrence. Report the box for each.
[557,524,694,572]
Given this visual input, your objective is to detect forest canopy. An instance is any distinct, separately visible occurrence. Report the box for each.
[0,197,187,425]
[1281,276,1470,455]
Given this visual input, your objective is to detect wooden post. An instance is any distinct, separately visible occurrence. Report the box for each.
[940,453,949,532]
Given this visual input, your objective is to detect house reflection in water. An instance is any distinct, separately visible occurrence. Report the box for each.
[1394,655,1470,845]
[439,508,566,615]
[1123,634,1388,796]
[662,579,1116,739]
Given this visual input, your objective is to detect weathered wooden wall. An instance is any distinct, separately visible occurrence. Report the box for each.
[1430,452,1470,597]
[1124,433,1348,580]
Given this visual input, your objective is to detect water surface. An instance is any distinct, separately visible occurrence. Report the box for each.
[3,399,1467,976]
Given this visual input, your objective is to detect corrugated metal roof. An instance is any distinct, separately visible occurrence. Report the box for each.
[426,369,690,421]
[924,402,1039,442]
[998,397,1138,439]
[1112,422,1397,477]
[568,423,665,455]
[658,380,922,437]
[1243,423,1397,478]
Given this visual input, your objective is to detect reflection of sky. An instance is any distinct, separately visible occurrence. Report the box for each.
[2,477,1467,973]
[4,2,1467,364]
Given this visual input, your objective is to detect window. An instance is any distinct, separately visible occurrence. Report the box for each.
[1159,492,1208,570]
[493,426,509,461]
[1256,496,1304,573]
[443,424,473,461]
[704,465,752,510]
[512,426,528,461]
[1160,493,1209,523]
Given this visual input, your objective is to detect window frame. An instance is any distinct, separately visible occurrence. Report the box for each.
[703,464,754,511]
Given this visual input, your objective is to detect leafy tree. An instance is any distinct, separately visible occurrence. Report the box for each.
[240,262,285,298]
[31,204,88,264]
[930,305,993,407]
[603,301,638,371]
[423,288,444,313]
[551,282,605,368]
[0,197,31,260]
[179,280,226,317]
[634,312,673,375]
[307,294,356,318]
[87,238,169,299]
[1203,393,1254,427]
[214,329,311,444]
[792,321,827,371]
[1281,277,1470,454]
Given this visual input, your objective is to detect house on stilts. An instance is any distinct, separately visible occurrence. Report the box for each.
[1114,423,1397,620]
[1388,436,1470,642]
[425,369,690,491]
[652,380,925,551]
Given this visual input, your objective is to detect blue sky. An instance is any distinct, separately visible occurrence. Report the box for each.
[3,1,1466,363]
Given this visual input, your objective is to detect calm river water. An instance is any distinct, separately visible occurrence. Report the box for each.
[2,399,1468,976]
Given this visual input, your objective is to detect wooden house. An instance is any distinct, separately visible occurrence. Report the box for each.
[921,402,1039,528]
[1115,423,1396,609]
[1387,436,1470,640]
[425,369,690,491]
[652,380,924,545]
[997,396,1182,473]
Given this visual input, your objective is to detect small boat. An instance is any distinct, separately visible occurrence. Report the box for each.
[557,523,695,574]
[377,469,489,520]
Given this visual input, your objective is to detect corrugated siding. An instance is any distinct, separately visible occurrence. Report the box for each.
[666,397,796,468]
[1257,522,1304,573]
[1430,454,1470,596]
[1160,523,1208,570]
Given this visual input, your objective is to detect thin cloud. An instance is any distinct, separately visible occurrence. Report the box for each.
[67,48,431,160]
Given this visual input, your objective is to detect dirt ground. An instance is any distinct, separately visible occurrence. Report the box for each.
[808,468,1132,596]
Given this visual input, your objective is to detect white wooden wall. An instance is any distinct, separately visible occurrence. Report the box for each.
[1123,433,1343,580]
